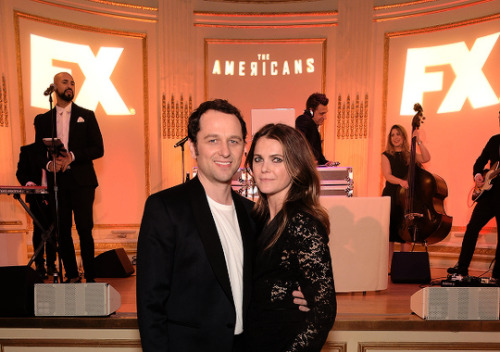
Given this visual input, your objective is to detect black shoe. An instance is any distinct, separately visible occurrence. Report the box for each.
[64,276,82,283]
[46,264,56,276]
[447,264,468,276]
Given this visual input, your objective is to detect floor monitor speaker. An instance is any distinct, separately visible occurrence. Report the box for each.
[94,248,134,278]
[391,251,431,284]
[411,287,499,320]
[0,266,43,316]
[35,282,121,316]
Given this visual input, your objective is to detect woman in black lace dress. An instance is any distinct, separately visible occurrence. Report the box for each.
[244,124,336,352]
[381,124,430,263]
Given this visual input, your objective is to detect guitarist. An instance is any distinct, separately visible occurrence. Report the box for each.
[448,110,500,282]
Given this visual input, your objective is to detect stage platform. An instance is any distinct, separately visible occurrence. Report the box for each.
[1,267,500,352]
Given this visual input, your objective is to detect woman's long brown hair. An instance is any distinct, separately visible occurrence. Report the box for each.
[246,123,330,250]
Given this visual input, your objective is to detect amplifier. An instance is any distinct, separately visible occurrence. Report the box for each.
[411,287,499,320]
[35,283,121,316]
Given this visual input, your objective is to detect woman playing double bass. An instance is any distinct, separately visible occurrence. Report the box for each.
[381,124,431,266]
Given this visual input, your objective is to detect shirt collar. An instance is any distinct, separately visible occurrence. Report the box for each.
[56,102,73,115]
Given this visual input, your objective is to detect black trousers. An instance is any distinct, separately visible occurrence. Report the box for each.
[51,170,96,280]
[457,186,500,278]
[232,333,244,352]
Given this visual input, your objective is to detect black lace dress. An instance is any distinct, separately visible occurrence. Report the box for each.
[245,209,337,352]
[381,151,408,243]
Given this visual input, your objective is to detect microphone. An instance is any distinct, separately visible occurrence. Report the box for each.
[43,84,55,96]
[174,136,188,148]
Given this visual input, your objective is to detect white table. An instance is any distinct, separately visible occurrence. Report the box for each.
[320,196,390,292]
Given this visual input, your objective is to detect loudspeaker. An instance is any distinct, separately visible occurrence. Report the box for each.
[93,248,134,278]
[0,266,43,316]
[411,287,499,320]
[34,283,121,316]
[391,251,431,284]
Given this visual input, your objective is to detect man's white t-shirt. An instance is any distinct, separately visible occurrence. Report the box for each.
[206,195,244,335]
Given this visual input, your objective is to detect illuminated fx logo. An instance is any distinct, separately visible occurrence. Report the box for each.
[400,32,499,115]
[30,34,133,115]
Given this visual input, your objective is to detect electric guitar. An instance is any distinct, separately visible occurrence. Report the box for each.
[472,161,500,202]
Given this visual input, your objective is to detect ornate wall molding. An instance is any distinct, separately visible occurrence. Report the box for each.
[162,94,192,139]
[31,0,158,22]
[322,341,347,352]
[193,11,338,28]
[374,0,494,22]
[360,342,500,351]
[0,222,23,227]
[0,75,9,128]
[336,93,368,139]
[204,0,319,2]
[87,0,158,12]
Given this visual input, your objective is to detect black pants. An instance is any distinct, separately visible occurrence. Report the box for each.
[457,186,500,278]
[51,171,96,280]
[232,334,244,352]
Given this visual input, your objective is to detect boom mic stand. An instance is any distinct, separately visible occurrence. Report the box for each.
[174,136,188,183]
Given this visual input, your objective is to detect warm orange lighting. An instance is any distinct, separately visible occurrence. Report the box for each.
[30,34,133,116]
[400,32,499,115]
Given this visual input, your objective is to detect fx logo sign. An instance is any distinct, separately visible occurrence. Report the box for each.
[30,34,133,115]
[400,32,499,115]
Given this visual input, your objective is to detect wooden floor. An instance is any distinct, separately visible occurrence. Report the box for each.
[91,266,483,318]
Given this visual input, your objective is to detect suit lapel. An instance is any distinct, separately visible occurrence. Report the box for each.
[68,103,80,149]
[188,177,234,304]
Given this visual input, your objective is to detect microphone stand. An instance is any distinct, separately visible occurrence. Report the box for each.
[174,136,188,183]
[46,92,64,283]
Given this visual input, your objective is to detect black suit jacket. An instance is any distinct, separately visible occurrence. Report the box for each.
[136,177,255,352]
[16,143,44,203]
[34,103,104,187]
[295,110,328,165]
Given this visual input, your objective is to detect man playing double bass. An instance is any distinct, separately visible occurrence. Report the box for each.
[448,110,500,282]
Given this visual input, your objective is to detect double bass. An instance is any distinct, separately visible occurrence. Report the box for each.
[397,103,453,244]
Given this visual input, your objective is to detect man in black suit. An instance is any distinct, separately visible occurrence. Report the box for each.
[136,99,255,352]
[448,110,500,281]
[34,72,104,283]
[295,92,336,166]
[16,142,56,279]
